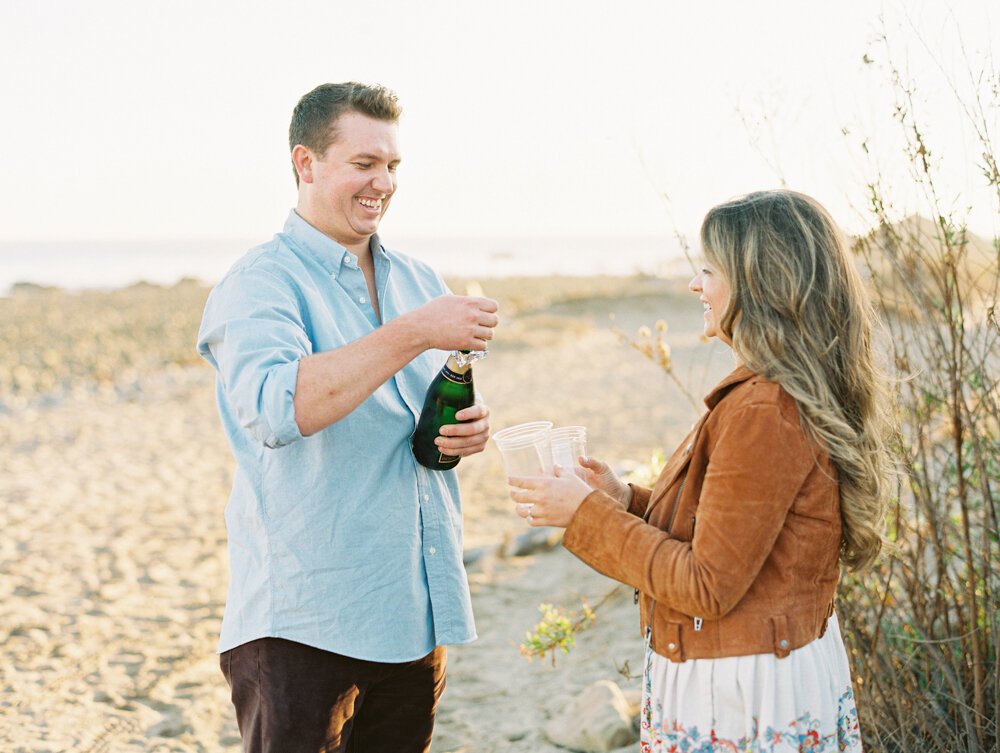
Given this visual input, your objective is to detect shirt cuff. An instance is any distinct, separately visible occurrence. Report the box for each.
[261,359,304,449]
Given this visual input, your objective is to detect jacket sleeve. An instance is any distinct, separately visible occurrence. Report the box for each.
[563,403,816,619]
[197,266,311,449]
[626,484,652,517]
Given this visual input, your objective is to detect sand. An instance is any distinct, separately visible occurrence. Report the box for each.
[0,275,734,752]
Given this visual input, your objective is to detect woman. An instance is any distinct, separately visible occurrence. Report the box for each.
[509,190,894,752]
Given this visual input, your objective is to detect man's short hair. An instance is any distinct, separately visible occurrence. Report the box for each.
[289,82,402,186]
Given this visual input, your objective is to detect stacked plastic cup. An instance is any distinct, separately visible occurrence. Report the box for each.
[549,425,587,469]
[492,421,554,477]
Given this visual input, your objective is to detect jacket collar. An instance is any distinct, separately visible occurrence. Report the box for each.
[704,364,757,409]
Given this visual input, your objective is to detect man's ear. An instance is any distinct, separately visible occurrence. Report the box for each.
[291,145,314,185]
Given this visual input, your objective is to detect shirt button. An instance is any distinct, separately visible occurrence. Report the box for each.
[667,642,677,651]
[359,295,366,304]
[428,547,437,555]
[779,639,789,649]
[423,494,430,502]
[684,443,693,454]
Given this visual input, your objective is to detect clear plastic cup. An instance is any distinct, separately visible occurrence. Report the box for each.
[492,421,554,477]
[549,425,587,469]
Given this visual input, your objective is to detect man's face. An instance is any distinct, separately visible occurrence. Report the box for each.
[298,111,401,248]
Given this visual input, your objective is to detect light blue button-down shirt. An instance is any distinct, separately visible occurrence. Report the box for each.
[197,210,476,662]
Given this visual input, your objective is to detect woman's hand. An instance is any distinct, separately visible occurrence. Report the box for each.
[578,456,632,507]
[509,465,595,528]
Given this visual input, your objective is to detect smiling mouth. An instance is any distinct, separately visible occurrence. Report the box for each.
[357,197,383,211]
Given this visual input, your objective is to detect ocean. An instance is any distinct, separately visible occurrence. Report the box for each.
[0,235,690,294]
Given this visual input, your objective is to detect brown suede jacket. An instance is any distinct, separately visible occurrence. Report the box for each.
[563,365,841,662]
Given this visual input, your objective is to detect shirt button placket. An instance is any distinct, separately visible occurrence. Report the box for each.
[418,477,440,620]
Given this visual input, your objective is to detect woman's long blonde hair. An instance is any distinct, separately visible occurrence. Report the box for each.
[701,190,895,571]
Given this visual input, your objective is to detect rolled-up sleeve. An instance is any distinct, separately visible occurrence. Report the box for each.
[198,266,310,448]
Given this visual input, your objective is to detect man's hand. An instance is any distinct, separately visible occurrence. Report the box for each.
[404,295,499,352]
[436,402,491,457]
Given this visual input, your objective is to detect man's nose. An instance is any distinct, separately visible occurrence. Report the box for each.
[371,168,394,194]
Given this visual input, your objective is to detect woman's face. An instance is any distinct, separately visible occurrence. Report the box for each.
[689,262,732,344]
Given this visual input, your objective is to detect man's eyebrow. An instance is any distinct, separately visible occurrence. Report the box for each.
[349,152,402,163]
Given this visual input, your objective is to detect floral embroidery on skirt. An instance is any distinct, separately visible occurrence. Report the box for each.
[640,613,862,752]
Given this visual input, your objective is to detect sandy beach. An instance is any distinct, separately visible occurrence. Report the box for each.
[0,274,735,752]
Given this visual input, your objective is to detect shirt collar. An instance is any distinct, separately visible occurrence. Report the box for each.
[704,364,757,409]
[282,210,388,276]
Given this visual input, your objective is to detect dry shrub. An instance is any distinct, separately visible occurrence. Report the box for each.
[842,214,998,752]
[836,26,999,753]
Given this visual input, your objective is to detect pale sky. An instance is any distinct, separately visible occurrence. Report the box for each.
[1,0,996,244]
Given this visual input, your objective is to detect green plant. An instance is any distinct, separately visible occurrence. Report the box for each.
[519,602,596,667]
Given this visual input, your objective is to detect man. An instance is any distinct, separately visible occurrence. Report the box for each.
[197,82,499,753]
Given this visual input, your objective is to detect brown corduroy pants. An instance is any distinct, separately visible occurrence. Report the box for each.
[220,638,447,753]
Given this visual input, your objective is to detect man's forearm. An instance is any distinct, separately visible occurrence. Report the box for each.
[293,315,426,437]
[293,293,498,436]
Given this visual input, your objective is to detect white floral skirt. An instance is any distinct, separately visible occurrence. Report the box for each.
[640,612,863,752]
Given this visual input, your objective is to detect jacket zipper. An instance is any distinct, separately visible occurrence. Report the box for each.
[638,476,688,629]
[640,415,715,640]
[691,515,703,631]
[664,477,687,533]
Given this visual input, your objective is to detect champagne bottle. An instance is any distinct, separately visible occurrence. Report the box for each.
[412,349,486,470]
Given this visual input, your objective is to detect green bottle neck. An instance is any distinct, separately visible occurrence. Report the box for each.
[446,353,473,376]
